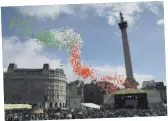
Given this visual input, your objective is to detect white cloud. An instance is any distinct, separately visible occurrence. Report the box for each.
[142,1,163,15]
[157,19,164,25]
[17,5,75,20]
[3,67,7,72]
[16,2,163,27]
[89,2,142,27]
[87,2,163,27]
[3,36,77,82]
[3,36,155,88]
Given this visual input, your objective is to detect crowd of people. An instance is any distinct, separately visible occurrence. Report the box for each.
[5,106,167,121]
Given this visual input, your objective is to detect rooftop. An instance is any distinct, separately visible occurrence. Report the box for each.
[110,88,154,94]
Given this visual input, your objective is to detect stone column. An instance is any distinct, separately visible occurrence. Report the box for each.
[121,28,133,78]
[118,12,138,87]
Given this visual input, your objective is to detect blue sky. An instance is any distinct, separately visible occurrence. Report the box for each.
[1,2,166,86]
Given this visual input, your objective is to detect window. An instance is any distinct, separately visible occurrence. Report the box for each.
[55,103,57,107]
[49,102,53,108]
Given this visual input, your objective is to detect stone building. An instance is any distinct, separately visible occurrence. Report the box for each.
[142,80,156,89]
[142,80,167,103]
[66,80,84,109]
[4,63,67,108]
[84,82,104,105]
[66,80,105,108]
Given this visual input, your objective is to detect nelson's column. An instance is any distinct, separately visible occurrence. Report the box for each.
[118,12,139,88]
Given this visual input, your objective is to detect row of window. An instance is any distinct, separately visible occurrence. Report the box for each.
[47,96,66,101]
[45,91,66,95]
[46,82,66,86]
[46,85,59,89]
[7,72,66,79]
[46,86,65,90]
[7,71,64,74]
[49,77,66,81]
[48,102,66,108]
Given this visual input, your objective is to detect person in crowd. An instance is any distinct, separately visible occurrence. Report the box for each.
[5,106,167,121]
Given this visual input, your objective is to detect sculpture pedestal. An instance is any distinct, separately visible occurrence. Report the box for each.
[124,77,139,88]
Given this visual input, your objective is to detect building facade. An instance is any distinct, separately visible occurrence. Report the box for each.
[84,82,104,105]
[66,80,84,109]
[4,63,67,108]
[142,80,167,103]
[142,80,156,89]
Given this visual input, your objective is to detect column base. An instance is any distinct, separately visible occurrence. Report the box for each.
[124,77,139,88]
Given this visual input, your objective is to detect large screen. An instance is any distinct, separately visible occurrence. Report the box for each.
[126,99,138,106]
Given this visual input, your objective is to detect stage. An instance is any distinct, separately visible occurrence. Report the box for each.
[114,93,148,109]
[103,89,162,109]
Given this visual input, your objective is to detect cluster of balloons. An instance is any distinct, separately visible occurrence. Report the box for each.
[38,28,137,92]
[96,81,118,93]
[10,17,131,92]
[11,21,137,92]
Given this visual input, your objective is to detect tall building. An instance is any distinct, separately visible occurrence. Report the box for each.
[118,12,138,87]
[4,63,67,108]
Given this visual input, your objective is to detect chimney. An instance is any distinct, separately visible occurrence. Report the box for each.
[7,63,17,72]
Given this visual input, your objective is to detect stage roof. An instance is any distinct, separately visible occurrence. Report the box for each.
[4,104,32,110]
[110,88,154,94]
